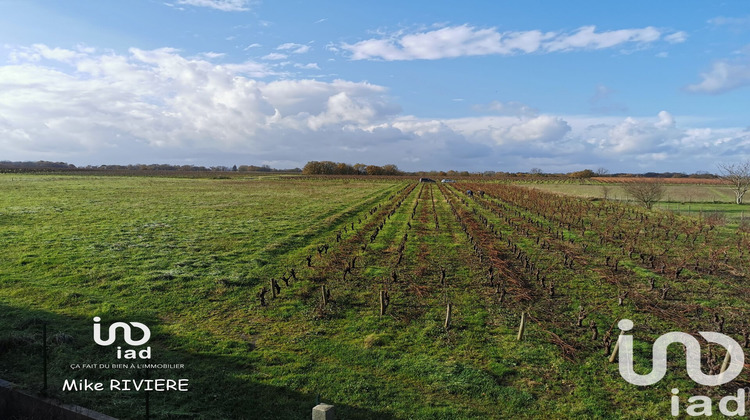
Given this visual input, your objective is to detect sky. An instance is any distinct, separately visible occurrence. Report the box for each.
[0,0,749,173]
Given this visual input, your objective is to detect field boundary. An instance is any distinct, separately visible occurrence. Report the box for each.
[0,378,117,420]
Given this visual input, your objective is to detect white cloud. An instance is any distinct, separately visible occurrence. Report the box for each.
[200,52,226,59]
[277,43,311,54]
[664,31,688,44]
[262,52,288,60]
[588,111,681,154]
[8,44,85,63]
[0,45,400,163]
[544,26,660,52]
[342,24,679,60]
[294,62,320,70]
[654,110,675,128]
[498,115,571,143]
[175,0,251,12]
[686,54,750,94]
[261,79,394,119]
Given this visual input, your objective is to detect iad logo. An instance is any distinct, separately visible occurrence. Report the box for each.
[93,317,150,346]
[617,319,744,386]
[616,319,746,417]
[93,317,151,359]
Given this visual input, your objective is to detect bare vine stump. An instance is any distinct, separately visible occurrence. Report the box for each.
[618,291,628,306]
[660,284,670,300]
[575,306,586,327]
[589,321,598,341]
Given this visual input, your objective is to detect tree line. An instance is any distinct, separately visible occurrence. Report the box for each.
[302,161,403,175]
[0,161,301,173]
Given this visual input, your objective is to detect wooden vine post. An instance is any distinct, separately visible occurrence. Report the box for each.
[321,285,328,306]
[609,320,631,363]
[720,350,731,374]
[444,303,452,330]
[517,312,527,341]
[609,336,620,363]
[379,290,389,316]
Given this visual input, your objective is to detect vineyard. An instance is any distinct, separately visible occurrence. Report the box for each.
[0,174,748,419]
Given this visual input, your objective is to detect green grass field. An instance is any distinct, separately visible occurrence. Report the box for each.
[519,182,750,224]
[1,174,749,419]
[518,182,735,202]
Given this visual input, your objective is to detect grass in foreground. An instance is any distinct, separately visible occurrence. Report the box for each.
[0,174,747,419]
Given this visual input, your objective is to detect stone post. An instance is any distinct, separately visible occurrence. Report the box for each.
[312,403,335,420]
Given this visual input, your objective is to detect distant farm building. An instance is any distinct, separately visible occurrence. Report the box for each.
[441,179,456,183]
[419,178,436,183]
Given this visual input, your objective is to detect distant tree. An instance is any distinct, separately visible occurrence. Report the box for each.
[568,169,595,178]
[381,164,401,175]
[530,168,543,175]
[623,181,664,210]
[336,162,355,174]
[718,161,750,204]
[595,167,609,176]
[365,165,384,175]
[303,161,401,176]
[303,161,322,174]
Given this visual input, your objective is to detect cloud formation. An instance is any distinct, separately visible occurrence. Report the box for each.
[475,101,539,118]
[1,44,748,172]
[708,15,750,30]
[277,43,311,54]
[686,51,750,94]
[175,0,251,12]
[342,25,684,60]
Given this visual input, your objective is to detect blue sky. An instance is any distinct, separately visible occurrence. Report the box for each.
[1,0,749,172]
